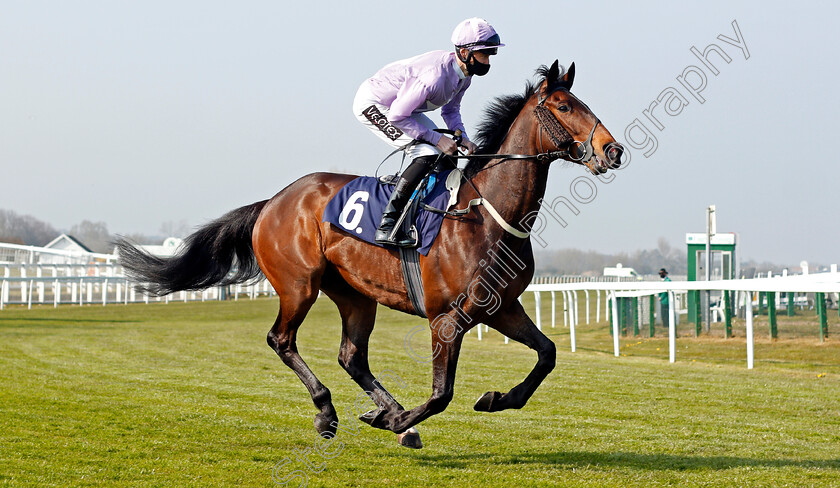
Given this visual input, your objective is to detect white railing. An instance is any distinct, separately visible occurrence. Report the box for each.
[0,274,276,309]
[3,263,124,279]
[517,271,840,369]
[0,269,635,309]
[0,242,116,265]
[529,275,642,284]
[4,260,838,371]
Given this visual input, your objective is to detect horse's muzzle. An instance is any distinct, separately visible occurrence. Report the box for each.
[584,156,608,175]
[604,143,624,169]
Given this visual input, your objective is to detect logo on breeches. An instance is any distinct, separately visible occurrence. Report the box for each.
[362,105,404,141]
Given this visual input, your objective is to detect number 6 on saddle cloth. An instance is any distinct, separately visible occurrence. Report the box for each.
[321,167,462,256]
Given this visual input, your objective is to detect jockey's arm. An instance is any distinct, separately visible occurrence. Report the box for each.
[440,78,472,144]
[388,80,442,146]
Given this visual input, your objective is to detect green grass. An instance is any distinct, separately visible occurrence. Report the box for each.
[1,297,839,487]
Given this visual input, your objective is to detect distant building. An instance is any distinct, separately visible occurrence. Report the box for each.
[40,234,95,264]
[0,234,116,265]
[135,237,184,258]
[603,263,641,279]
[44,234,93,254]
[112,237,184,260]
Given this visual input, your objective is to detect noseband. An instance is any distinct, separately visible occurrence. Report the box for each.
[534,91,601,164]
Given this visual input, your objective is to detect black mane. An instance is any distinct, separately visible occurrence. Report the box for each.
[464,65,563,178]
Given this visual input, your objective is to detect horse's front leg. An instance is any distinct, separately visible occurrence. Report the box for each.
[360,313,466,434]
[474,300,556,412]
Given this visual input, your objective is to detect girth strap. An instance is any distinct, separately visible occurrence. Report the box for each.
[399,247,427,318]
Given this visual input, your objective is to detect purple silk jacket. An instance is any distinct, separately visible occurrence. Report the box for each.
[361,50,472,145]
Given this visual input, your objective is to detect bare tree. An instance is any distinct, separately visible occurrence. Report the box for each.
[0,210,59,246]
[657,237,672,257]
[69,220,112,253]
[121,233,159,245]
[159,220,191,238]
[535,238,688,276]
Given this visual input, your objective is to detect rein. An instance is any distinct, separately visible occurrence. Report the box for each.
[419,97,603,239]
[446,90,602,170]
[406,91,606,240]
[434,129,569,165]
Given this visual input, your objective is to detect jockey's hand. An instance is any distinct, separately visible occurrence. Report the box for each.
[461,140,478,155]
[436,136,458,155]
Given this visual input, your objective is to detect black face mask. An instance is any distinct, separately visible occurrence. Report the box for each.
[458,49,491,76]
[468,58,491,76]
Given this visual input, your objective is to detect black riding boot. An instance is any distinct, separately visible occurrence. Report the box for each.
[375,155,437,247]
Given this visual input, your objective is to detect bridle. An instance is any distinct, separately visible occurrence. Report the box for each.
[454,88,604,168]
[418,90,609,238]
[382,81,619,239]
[534,88,601,165]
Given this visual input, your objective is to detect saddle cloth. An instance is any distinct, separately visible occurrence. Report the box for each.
[322,170,461,256]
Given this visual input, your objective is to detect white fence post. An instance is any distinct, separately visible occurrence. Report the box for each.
[20,268,27,307]
[569,293,577,353]
[550,291,556,328]
[668,291,676,363]
[611,292,620,357]
[2,267,9,305]
[745,291,754,369]
[584,290,590,324]
[563,290,569,327]
[596,290,601,323]
[37,267,44,304]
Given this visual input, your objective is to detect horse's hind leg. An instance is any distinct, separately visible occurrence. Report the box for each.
[359,312,467,435]
[266,283,339,437]
[473,300,556,412]
[323,285,421,448]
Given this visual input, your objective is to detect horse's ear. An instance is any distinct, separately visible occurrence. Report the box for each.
[558,62,575,90]
[547,60,561,84]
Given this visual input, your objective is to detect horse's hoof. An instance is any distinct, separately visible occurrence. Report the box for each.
[397,427,423,449]
[358,408,388,430]
[314,412,338,437]
[474,391,502,412]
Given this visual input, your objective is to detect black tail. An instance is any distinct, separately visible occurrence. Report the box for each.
[115,200,269,295]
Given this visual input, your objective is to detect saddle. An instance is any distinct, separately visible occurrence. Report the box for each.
[322,168,463,318]
[322,169,462,255]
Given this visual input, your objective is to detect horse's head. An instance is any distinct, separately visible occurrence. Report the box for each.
[533,60,623,174]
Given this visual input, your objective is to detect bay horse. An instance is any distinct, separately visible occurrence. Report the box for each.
[116,61,623,448]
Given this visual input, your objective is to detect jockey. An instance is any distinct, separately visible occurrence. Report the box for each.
[353,17,503,247]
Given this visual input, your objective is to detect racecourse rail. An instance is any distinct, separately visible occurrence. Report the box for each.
[0,263,274,308]
[523,272,840,369]
[2,262,838,369]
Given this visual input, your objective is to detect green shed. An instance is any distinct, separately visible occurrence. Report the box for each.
[686,232,738,325]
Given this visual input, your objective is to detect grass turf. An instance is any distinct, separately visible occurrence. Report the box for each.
[1,297,838,487]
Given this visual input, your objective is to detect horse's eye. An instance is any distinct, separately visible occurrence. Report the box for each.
[558,105,570,113]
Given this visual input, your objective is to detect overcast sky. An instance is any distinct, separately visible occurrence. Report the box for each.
[2,1,837,265]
